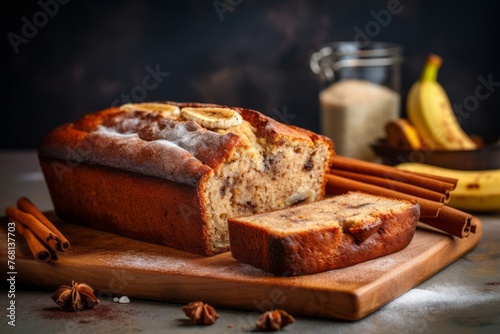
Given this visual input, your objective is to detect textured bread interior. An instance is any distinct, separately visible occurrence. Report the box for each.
[205,121,330,248]
[233,192,413,233]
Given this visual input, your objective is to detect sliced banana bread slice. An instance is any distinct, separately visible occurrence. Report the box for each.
[228,192,420,276]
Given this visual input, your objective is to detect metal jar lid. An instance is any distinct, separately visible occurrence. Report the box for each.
[310,41,402,82]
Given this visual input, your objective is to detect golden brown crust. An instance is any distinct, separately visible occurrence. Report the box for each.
[73,108,125,132]
[234,107,312,144]
[40,156,218,255]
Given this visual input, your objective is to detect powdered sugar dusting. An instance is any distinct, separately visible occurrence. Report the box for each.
[137,116,239,168]
[140,118,209,155]
[82,128,209,186]
[99,249,271,278]
[111,249,196,273]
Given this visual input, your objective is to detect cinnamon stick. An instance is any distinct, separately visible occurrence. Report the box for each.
[330,169,449,203]
[326,174,443,218]
[331,155,457,194]
[17,197,70,251]
[405,170,459,189]
[5,206,60,253]
[421,206,475,239]
[13,218,55,262]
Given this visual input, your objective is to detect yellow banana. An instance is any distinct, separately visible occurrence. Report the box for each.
[396,162,500,212]
[406,54,477,150]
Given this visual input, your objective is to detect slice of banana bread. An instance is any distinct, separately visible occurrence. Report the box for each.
[228,192,420,275]
[38,102,334,255]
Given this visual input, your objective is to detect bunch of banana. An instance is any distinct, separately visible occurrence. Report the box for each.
[380,54,500,212]
[407,54,477,150]
[397,162,500,212]
[385,54,477,151]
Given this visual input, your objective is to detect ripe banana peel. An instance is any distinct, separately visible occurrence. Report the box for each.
[396,162,500,212]
[407,54,477,150]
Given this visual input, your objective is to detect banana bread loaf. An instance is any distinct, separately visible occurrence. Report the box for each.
[228,192,420,275]
[38,102,334,255]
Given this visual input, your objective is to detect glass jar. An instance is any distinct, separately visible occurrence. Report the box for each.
[310,41,402,161]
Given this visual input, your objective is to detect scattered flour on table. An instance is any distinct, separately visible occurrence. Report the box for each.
[366,259,500,332]
[108,249,270,277]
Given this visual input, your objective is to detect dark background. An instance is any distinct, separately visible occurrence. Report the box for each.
[2,0,499,149]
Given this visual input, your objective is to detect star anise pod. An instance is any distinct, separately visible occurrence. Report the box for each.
[181,301,219,325]
[51,280,100,311]
[255,309,295,331]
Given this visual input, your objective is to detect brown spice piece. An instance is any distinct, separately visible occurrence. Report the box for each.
[12,218,54,262]
[17,197,70,251]
[52,281,100,311]
[255,309,295,331]
[5,206,60,252]
[181,301,219,325]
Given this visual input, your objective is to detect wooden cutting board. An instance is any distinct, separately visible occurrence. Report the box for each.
[0,212,482,321]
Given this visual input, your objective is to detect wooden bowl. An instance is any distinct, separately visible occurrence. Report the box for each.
[371,140,500,170]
